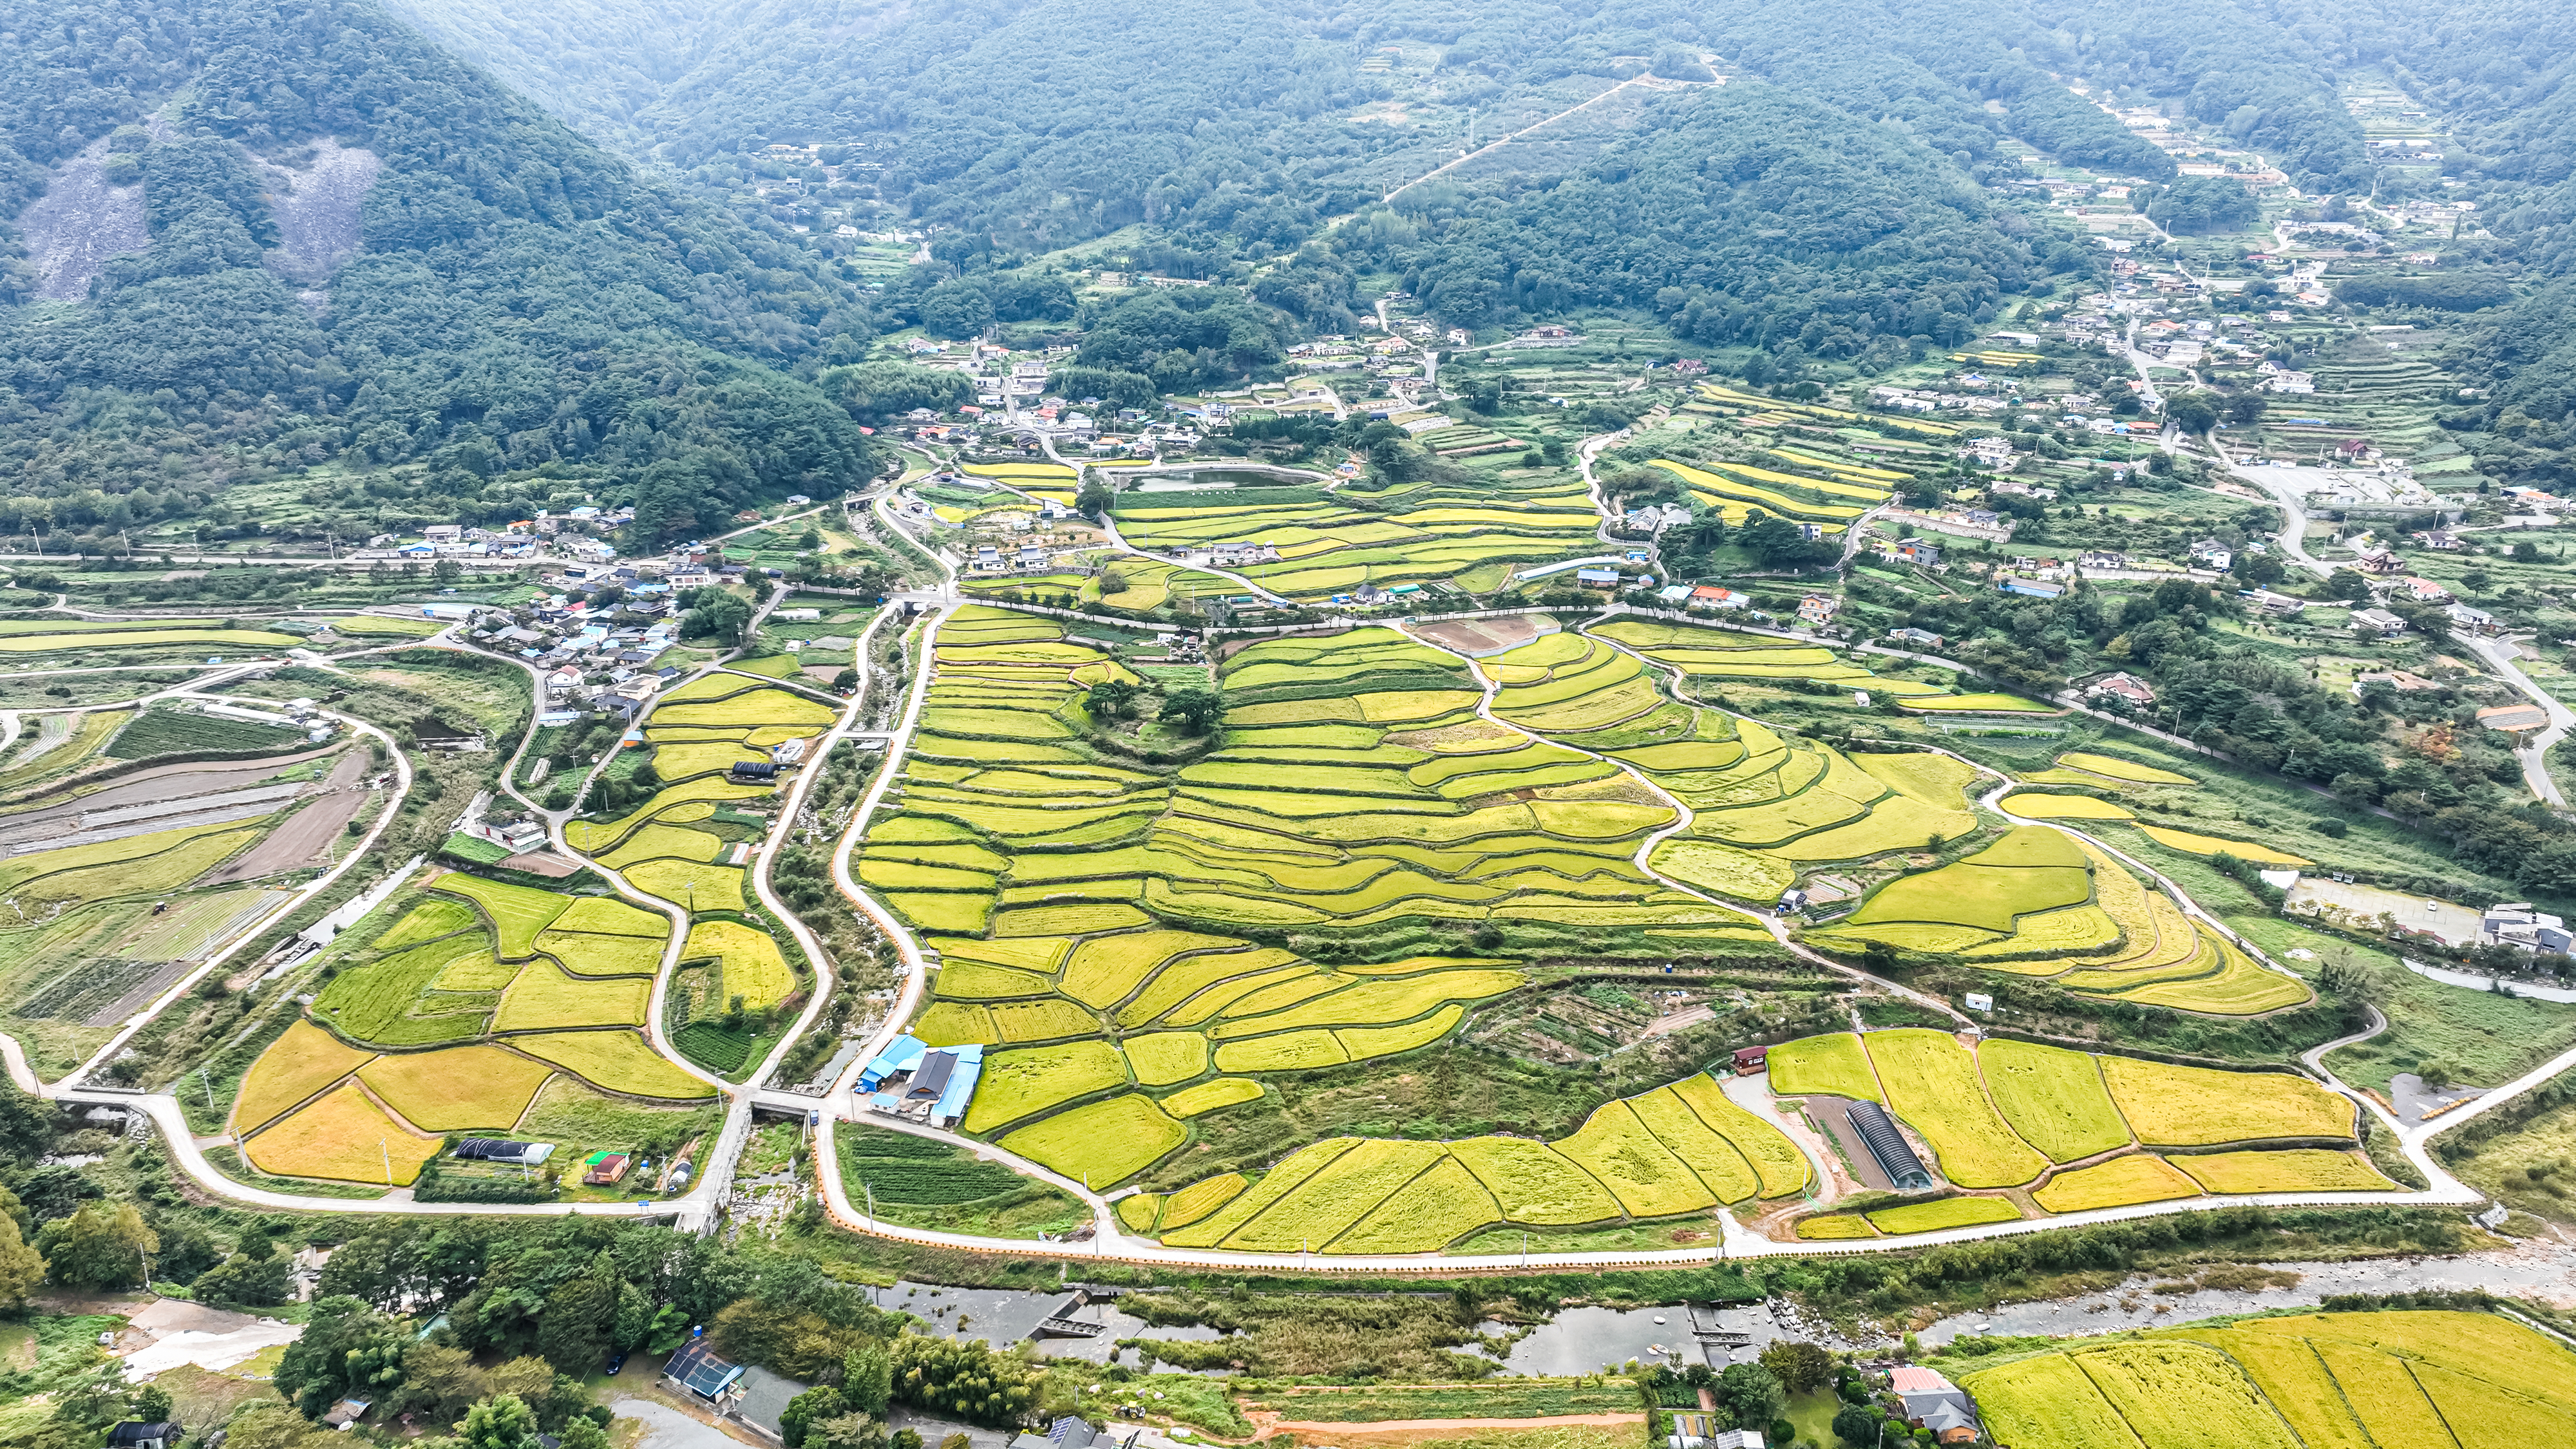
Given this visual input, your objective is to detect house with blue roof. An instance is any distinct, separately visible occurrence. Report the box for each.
[853,1036,983,1129]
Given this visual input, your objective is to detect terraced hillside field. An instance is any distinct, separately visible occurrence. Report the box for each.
[1109,468,1600,599]
[1473,626,1983,901]
[1125,1071,1810,1253]
[850,605,2364,1244]
[855,609,1788,1191]
[0,731,383,1070]
[1770,1028,2380,1239]
[963,553,1240,612]
[1804,791,2311,1016]
[1962,1311,2576,1449]
[561,665,839,1070]
[231,871,712,1188]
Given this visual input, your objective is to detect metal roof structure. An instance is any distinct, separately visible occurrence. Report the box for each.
[857,1034,927,1092]
[1846,1100,1935,1191]
[662,1338,744,1400]
[455,1139,553,1164]
[931,1045,983,1126]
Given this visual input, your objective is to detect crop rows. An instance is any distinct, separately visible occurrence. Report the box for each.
[1809,818,2313,1016]
[1108,472,1600,600]
[1966,1311,2576,1449]
[1765,1030,2375,1229]
[1135,1068,1807,1252]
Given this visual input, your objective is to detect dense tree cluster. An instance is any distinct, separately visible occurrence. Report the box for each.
[0,0,880,544]
[1354,84,2065,350]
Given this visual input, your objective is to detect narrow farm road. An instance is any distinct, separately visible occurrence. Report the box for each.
[2221,440,2569,803]
[1546,622,1975,1028]
[1031,435,1292,603]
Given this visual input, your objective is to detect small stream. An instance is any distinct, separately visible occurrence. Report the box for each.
[865,1280,1226,1367]
[1917,1238,2576,1345]
[874,1241,2576,1378]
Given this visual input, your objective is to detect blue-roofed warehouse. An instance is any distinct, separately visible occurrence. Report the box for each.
[928,1045,982,1128]
[855,1036,982,1128]
[856,1035,927,1092]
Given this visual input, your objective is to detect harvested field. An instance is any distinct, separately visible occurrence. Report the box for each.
[200,750,373,882]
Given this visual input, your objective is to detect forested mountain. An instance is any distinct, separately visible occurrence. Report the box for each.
[13,0,2576,525]
[377,0,2379,350]
[2259,0,2576,482]
[0,0,880,544]
[1345,83,2074,355]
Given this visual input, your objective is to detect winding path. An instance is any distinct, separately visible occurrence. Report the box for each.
[2215,430,2570,803]
[767,597,2510,1269]
[3,582,2526,1248]
[1030,435,1293,603]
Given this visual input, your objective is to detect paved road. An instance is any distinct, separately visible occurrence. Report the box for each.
[2461,632,2573,806]
[2224,450,2570,804]
[0,589,2526,1251]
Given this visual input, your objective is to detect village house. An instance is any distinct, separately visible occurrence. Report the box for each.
[1890,1368,1981,1444]
[1997,577,2065,600]
[2085,672,2157,708]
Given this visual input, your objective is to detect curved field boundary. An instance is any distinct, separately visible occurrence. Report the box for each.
[0,592,2543,1247]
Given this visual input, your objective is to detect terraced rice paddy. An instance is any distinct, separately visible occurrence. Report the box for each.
[1865,1195,2022,1233]
[1512,630,1979,874]
[510,1030,715,1099]
[677,920,796,1010]
[840,600,2371,1249]
[998,1094,1188,1187]
[356,1044,556,1131]
[1964,1311,2576,1449]
[1137,1070,1803,1249]
[242,1081,442,1185]
[1645,459,1870,531]
[1108,470,1600,600]
[233,1020,375,1132]
[2129,823,2311,867]
[1768,1030,2365,1206]
[1808,822,2312,1016]
[2031,1155,2201,1212]
[227,849,715,1193]
[860,609,1843,1189]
